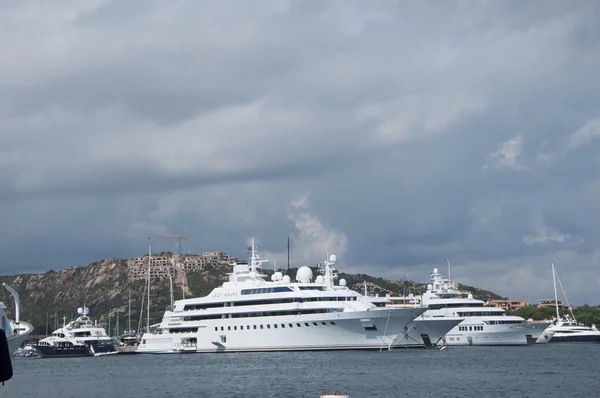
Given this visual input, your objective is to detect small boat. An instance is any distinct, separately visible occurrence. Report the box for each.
[321,392,350,398]
[1,283,33,357]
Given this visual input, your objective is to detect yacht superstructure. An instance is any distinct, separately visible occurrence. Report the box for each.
[137,240,426,353]
[419,268,552,346]
[1,283,33,356]
[36,307,118,357]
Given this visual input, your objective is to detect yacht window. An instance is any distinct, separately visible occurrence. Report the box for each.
[214,327,218,331]
[305,323,309,327]
[228,326,231,331]
[260,325,264,329]
[289,324,293,328]
[267,325,271,329]
[296,323,301,327]
[247,325,250,330]
[330,322,336,325]
[313,322,318,326]
[274,324,278,329]
[221,327,224,331]
[234,326,237,330]
[253,325,257,329]
[321,322,327,326]
[281,324,285,328]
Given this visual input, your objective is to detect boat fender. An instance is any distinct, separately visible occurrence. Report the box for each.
[0,329,13,384]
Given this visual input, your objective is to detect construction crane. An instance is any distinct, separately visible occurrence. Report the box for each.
[145,232,187,258]
[145,232,188,302]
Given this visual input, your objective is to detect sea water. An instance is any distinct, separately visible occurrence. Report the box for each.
[3,344,600,398]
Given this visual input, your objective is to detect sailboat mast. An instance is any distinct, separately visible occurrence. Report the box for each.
[287,236,290,273]
[147,238,151,332]
[128,290,131,333]
[551,262,560,320]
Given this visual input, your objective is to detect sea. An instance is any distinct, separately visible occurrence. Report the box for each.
[3,344,600,398]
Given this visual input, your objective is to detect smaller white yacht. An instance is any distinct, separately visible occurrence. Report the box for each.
[419,268,553,346]
[36,307,118,358]
[1,283,33,356]
[545,263,600,343]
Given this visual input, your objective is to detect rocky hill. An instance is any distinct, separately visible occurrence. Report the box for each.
[0,258,504,335]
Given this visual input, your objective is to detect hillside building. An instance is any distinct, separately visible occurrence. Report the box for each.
[127,251,237,280]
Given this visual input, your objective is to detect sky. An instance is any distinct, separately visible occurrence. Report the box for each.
[1,0,600,304]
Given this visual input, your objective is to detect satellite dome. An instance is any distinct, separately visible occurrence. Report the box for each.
[77,307,83,315]
[467,293,473,300]
[315,275,324,284]
[282,275,291,284]
[273,272,283,281]
[427,283,433,291]
[329,254,337,263]
[271,274,277,281]
[339,278,347,286]
[433,268,438,273]
[296,266,313,283]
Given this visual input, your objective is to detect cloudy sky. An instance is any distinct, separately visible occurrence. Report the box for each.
[1,0,599,304]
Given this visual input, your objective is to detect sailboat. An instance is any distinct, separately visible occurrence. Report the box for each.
[545,263,600,343]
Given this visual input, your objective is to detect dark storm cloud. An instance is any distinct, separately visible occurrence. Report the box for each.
[1,0,600,303]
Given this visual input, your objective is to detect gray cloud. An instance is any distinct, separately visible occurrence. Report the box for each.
[1,0,600,304]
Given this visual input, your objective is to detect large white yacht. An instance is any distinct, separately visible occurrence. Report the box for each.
[418,268,552,346]
[1,283,33,356]
[544,263,600,343]
[36,307,118,357]
[137,240,427,353]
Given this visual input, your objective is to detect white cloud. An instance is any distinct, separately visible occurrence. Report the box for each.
[523,225,570,245]
[567,117,600,150]
[483,135,525,170]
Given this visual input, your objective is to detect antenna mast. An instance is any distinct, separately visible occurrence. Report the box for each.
[447,257,451,282]
[287,236,290,273]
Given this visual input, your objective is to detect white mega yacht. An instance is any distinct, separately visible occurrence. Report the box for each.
[36,307,118,357]
[137,240,427,353]
[418,268,553,346]
[1,283,33,356]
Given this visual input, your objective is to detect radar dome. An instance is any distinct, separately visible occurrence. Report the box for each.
[315,275,324,284]
[427,283,433,291]
[339,278,347,286]
[467,293,473,300]
[273,272,283,281]
[282,275,291,284]
[77,307,83,315]
[271,274,277,281]
[329,254,337,263]
[296,266,313,283]
[433,268,438,273]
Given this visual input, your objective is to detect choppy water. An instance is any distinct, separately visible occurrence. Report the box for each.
[4,344,600,398]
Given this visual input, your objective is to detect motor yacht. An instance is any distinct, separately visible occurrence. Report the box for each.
[36,307,118,357]
[417,268,552,346]
[137,239,426,353]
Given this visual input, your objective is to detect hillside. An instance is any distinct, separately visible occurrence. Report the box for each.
[0,258,505,335]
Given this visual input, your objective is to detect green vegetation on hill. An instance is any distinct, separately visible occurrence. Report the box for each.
[510,305,600,326]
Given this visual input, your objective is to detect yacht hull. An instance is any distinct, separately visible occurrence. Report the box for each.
[36,343,117,358]
[549,334,600,343]
[444,322,552,346]
[137,308,424,354]
[394,318,463,348]
[6,322,33,356]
